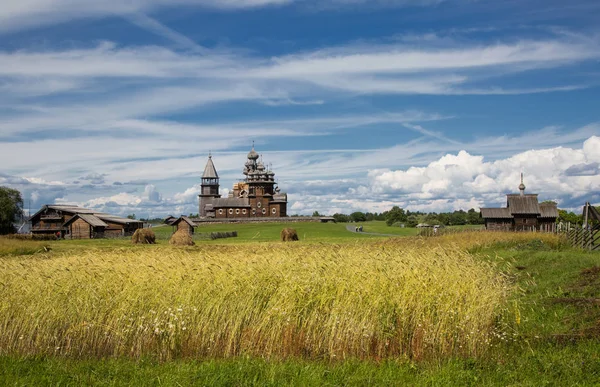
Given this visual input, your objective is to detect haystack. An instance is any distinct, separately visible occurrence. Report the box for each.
[280,228,299,242]
[169,229,195,246]
[131,228,156,244]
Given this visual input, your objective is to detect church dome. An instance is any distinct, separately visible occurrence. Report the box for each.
[247,147,259,160]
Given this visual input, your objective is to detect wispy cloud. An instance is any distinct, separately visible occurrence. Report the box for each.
[0,0,294,34]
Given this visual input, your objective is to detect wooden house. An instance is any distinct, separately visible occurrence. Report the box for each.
[30,205,143,239]
[480,175,558,232]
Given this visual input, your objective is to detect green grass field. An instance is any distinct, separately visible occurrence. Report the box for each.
[1,225,599,386]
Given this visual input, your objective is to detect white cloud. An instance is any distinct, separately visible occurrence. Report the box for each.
[367,136,600,210]
[3,135,599,217]
[0,0,294,34]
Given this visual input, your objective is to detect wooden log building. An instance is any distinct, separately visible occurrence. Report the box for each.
[30,205,143,239]
[199,147,288,219]
[480,175,558,232]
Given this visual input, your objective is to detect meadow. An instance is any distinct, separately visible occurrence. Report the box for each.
[1,224,599,385]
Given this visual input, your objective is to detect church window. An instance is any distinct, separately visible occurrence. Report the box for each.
[252,209,256,215]
[272,208,276,214]
[242,209,247,214]
[229,209,233,215]
[262,208,267,214]
[257,202,262,208]
[236,209,240,214]
[218,209,223,215]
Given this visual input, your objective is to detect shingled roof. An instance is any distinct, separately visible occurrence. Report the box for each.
[507,194,541,215]
[63,214,109,228]
[480,208,512,219]
[32,205,143,225]
[539,203,559,218]
[212,198,251,208]
[202,155,219,179]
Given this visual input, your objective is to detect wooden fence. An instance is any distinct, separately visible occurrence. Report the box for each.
[565,225,600,251]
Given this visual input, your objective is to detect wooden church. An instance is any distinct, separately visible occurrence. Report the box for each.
[480,175,558,232]
[198,146,288,219]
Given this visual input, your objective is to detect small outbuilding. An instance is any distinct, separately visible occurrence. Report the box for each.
[171,216,196,235]
[63,214,108,239]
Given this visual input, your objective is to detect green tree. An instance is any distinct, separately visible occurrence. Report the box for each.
[332,213,350,223]
[449,210,467,225]
[466,208,483,225]
[406,215,419,228]
[0,186,24,234]
[558,209,581,225]
[437,213,450,226]
[312,211,321,217]
[350,211,367,222]
[127,214,136,220]
[385,206,407,226]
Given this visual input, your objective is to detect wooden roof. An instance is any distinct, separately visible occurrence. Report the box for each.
[64,214,108,228]
[173,216,195,227]
[507,194,540,215]
[31,205,143,226]
[202,155,219,179]
[480,208,512,219]
[539,203,559,218]
[212,198,251,208]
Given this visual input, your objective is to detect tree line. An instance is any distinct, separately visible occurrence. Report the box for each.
[320,206,485,227]
[315,204,598,228]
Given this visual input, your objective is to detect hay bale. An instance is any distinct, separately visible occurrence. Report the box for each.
[131,228,156,244]
[169,229,195,246]
[281,228,299,242]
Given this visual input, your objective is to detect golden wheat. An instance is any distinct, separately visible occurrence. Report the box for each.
[0,232,555,361]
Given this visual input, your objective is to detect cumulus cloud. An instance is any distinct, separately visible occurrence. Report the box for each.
[367,136,600,210]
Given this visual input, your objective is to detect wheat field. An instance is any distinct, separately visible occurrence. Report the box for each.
[0,232,559,361]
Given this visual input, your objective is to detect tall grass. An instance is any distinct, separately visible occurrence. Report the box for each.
[0,236,49,257]
[0,232,555,361]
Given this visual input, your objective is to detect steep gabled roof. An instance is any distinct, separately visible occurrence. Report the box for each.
[202,156,219,179]
[64,214,108,228]
[507,194,540,215]
[173,216,196,227]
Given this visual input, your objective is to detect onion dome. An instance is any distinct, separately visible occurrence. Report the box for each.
[518,173,526,192]
[247,146,259,160]
[257,161,265,171]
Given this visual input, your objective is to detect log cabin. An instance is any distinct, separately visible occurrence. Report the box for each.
[30,204,143,239]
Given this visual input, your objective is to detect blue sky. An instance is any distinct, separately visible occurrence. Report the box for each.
[1,0,599,217]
